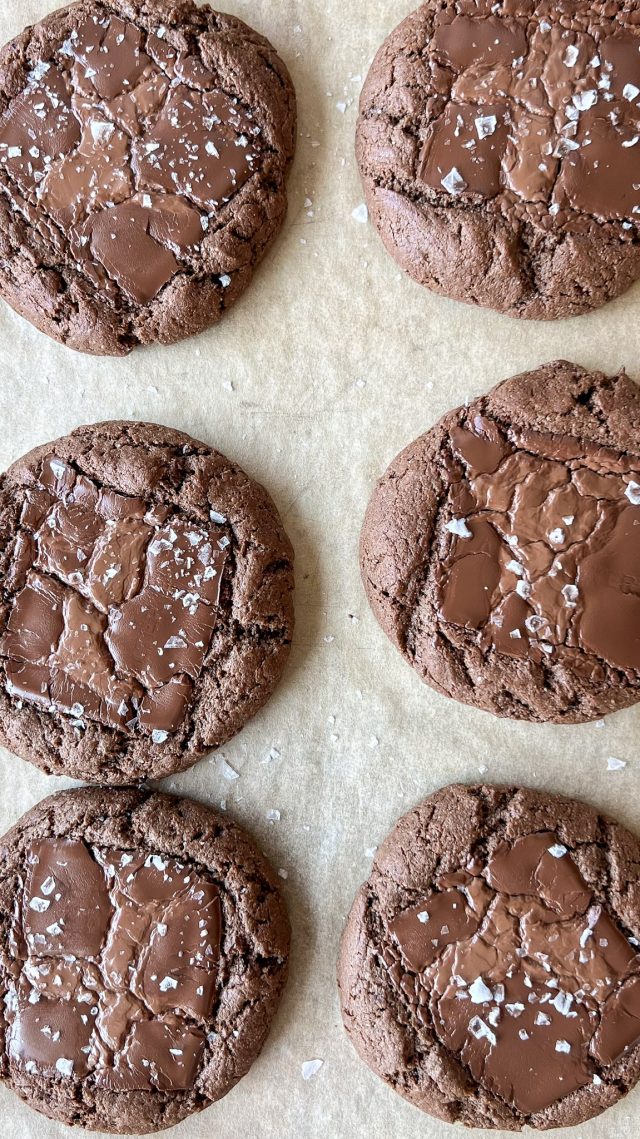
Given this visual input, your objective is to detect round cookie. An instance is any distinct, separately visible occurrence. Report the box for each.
[0,420,294,783]
[356,1,640,320]
[361,361,640,723]
[0,0,296,355]
[0,786,290,1134]
[339,782,640,1130]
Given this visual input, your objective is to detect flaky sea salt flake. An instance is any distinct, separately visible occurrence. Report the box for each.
[441,166,467,195]
[301,1059,323,1080]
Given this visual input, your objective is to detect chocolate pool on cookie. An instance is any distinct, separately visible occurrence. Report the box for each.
[0,0,296,355]
[339,783,640,1130]
[357,1,640,320]
[0,787,290,1133]
[0,421,294,783]
[361,361,640,723]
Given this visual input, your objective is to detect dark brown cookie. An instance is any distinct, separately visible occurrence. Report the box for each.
[0,420,294,783]
[0,0,296,355]
[338,782,640,1130]
[0,786,290,1134]
[356,1,640,320]
[361,361,640,723]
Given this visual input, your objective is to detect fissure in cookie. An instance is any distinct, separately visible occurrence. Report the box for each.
[0,455,229,738]
[384,833,640,1115]
[6,837,221,1091]
[0,8,262,304]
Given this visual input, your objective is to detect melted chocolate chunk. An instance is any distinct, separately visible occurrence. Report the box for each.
[421,11,640,225]
[0,11,262,303]
[0,456,228,738]
[6,838,221,1091]
[386,835,640,1115]
[437,417,640,673]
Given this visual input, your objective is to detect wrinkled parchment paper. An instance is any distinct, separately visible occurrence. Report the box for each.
[1,2,640,1136]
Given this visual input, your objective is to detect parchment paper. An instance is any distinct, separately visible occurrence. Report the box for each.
[1,2,640,1137]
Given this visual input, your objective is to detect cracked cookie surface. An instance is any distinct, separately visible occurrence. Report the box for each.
[361,361,640,723]
[356,1,640,319]
[0,786,290,1133]
[0,0,296,355]
[0,420,294,783]
[338,783,640,1130]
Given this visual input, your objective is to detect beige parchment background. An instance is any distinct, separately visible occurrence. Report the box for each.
[1,2,640,1136]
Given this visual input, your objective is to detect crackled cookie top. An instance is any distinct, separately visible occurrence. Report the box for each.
[7,838,221,1091]
[338,785,640,1130]
[0,787,290,1133]
[360,363,640,723]
[0,421,294,784]
[0,9,260,304]
[385,833,640,1115]
[0,1,295,354]
[357,2,640,319]
[438,418,640,673]
[0,454,228,738]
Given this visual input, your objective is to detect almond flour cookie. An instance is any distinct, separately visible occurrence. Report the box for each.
[0,0,296,355]
[0,420,294,783]
[0,786,290,1133]
[338,783,640,1130]
[357,1,640,320]
[361,361,640,723]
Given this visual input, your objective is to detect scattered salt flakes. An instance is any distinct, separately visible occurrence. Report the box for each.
[446,518,472,539]
[625,481,640,505]
[369,736,379,749]
[593,1074,603,1085]
[519,1029,530,1041]
[219,274,232,288]
[505,560,528,581]
[441,166,467,195]
[548,527,565,545]
[562,584,579,607]
[555,1039,571,1054]
[262,746,281,765]
[417,911,430,924]
[301,1059,323,1081]
[6,146,22,159]
[55,1058,74,1077]
[90,119,115,144]
[152,729,169,745]
[266,809,281,823]
[547,843,569,861]
[572,90,598,112]
[509,630,522,640]
[210,509,227,524]
[336,101,347,113]
[516,580,531,600]
[352,203,368,224]
[222,379,234,392]
[478,764,488,775]
[564,45,579,67]
[324,635,334,644]
[607,757,627,772]
[278,868,288,880]
[623,83,640,102]
[562,515,575,526]
[218,757,240,781]
[536,1012,551,1026]
[29,897,50,913]
[365,846,377,859]
[468,1016,496,1045]
[159,976,178,992]
[469,978,494,1004]
[475,114,497,139]
[41,876,56,896]
[506,1003,525,1018]
[205,140,220,157]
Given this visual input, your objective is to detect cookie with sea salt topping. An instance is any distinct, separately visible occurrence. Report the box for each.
[339,782,640,1130]
[361,361,640,722]
[0,785,290,1133]
[0,420,294,783]
[357,1,640,319]
[0,0,296,355]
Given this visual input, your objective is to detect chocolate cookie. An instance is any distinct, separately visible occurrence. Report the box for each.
[0,0,296,355]
[0,785,289,1133]
[361,361,640,723]
[339,782,640,1130]
[0,420,294,783]
[356,2,640,320]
